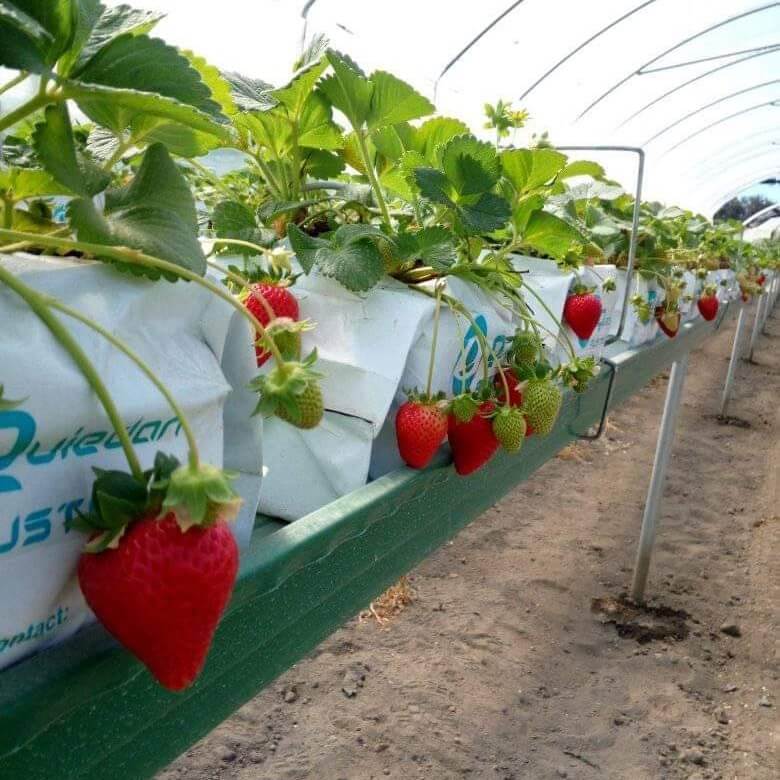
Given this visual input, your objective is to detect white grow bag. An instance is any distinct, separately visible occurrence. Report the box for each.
[554,264,619,364]
[258,271,520,518]
[0,254,262,671]
[610,270,664,347]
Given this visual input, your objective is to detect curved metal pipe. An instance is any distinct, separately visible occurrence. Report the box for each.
[643,79,780,146]
[578,2,780,120]
[639,42,780,74]
[518,0,657,101]
[434,0,528,100]
[661,100,780,155]
[617,46,780,129]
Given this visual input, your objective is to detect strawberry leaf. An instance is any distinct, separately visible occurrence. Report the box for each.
[523,211,586,261]
[321,50,373,129]
[32,104,110,196]
[501,148,567,195]
[442,136,501,197]
[366,70,434,130]
[288,223,386,292]
[224,71,277,111]
[68,143,205,276]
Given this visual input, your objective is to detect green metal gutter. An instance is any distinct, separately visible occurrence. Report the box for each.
[0,313,723,780]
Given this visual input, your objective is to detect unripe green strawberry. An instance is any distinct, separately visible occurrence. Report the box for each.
[511,331,542,367]
[276,381,324,430]
[492,407,527,453]
[521,379,562,436]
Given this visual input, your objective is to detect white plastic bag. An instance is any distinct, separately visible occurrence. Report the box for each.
[0,254,261,671]
[610,270,662,346]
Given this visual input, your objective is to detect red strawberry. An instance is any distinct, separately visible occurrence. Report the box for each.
[78,512,238,691]
[494,368,523,407]
[758,273,766,287]
[395,399,448,469]
[564,290,602,341]
[697,294,719,321]
[655,307,680,338]
[245,283,299,366]
[494,369,534,436]
[448,401,499,476]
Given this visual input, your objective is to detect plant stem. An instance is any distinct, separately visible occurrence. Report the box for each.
[0,264,143,479]
[253,154,285,200]
[521,281,577,359]
[0,229,288,367]
[354,129,391,229]
[0,226,71,254]
[0,92,51,134]
[424,284,443,397]
[208,236,273,258]
[0,71,28,98]
[47,298,201,471]
[2,197,12,230]
[205,258,277,324]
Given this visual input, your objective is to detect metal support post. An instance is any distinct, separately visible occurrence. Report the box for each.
[720,307,748,417]
[630,354,689,603]
[747,295,766,361]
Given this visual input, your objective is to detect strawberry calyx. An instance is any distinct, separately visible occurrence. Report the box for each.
[570,282,596,296]
[556,356,599,394]
[601,277,617,293]
[68,453,241,553]
[701,283,718,298]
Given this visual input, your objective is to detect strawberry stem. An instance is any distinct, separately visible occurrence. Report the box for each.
[424,283,443,398]
[521,282,577,359]
[0,229,288,367]
[205,258,279,335]
[0,264,144,480]
[46,298,201,471]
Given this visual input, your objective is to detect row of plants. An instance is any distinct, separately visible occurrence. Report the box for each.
[0,1,777,691]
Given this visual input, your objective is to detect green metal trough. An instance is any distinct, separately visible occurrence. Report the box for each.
[0,313,724,780]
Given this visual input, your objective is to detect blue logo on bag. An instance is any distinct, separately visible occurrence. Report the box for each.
[451,315,508,394]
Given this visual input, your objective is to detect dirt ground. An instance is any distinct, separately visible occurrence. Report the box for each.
[157,304,779,780]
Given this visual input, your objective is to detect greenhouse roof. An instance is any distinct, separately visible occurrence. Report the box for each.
[120,1,780,215]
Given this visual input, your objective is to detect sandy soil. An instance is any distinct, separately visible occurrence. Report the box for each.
[157,304,778,780]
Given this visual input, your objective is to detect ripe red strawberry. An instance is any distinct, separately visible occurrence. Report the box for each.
[448,401,499,476]
[494,368,534,435]
[395,399,448,469]
[494,367,523,407]
[78,512,238,691]
[564,290,602,341]
[758,273,766,287]
[245,283,299,366]
[697,293,719,321]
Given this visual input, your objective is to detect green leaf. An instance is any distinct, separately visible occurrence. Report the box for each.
[297,91,343,149]
[366,70,434,130]
[559,160,604,180]
[321,50,373,129]
[288,222,386,292]
[315,228,385,292]
[305,149,344,179]
[501,148,567,194]
[64,80,229,141]
[32,104,110,196]
[272,57,328,117]
[68,143,205,276]
[1,0,74,67]
[523,211,584,260]
[62,1,163,76]
[0,2,52,71]
[394,226,456,269]
[410,117,471,165]
[458,192,510,234]
[370,124,410,163]
[414,167,454,206]
[183,49,236,116]
[224,71,276,111]
[441,135,501,197]
[212,199,264,251]
[511,193,544,233]
[129,114,222,158]
[0,166,71,199]
[75,33,224,118]
[287,223,324,274]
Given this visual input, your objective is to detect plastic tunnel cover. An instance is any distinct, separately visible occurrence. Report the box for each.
[109,0,780,216]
